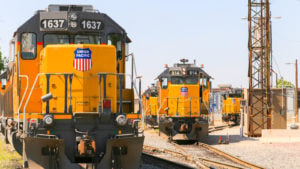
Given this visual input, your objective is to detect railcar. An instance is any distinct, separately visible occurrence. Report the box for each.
[0,4,144,169]
[221,88,243,125]
[143,59,211,141]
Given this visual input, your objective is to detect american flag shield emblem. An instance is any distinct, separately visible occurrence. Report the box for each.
[180,87,188,97]
[73,48,92,72]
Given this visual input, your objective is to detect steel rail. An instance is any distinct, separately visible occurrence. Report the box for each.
[143,145,206,169]
[198,143,265,169]
[142,152,196,169]
[144,141,264,169]
[199,157,243,169]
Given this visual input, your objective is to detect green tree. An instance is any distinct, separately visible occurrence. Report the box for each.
[276,78,294,88]
[0,48,4,71]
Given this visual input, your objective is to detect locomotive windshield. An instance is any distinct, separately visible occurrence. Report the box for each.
[171,77,183,84]
[44,34,100,46]
[185,77,198,84]
[44,34,69,45]
[74,35,100,44]
[171,77,198,85]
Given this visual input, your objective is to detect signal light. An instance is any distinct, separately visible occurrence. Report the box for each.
[103,100,111,109]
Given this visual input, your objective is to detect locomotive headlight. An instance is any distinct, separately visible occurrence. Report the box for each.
[69,13,78,20]
[116,115,127,126]
[70,21,77,28]
[43,114,54,126]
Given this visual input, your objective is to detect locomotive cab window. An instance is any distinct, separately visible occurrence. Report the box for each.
[161,78,168,89]
[108,34,122,60]
[44,34,69,46]
[21,33,36,59]
[185,77,198,84]
[171,77,183,84]
[75,35,100,44]
[200,78,208,88]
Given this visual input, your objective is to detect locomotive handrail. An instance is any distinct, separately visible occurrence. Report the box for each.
[23,72,74,125]
[18,75,28,133]
[97,72,145,135]
[22,72,46,169]
[131,76,145,135]
[155,98,167,124]
[22,72,145,136]
[154,96,211,120]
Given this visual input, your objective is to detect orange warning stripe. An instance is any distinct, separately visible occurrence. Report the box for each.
[126,114,141,119]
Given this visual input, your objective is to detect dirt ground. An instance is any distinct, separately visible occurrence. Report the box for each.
[0,135,22,169]
[206,125,300,169]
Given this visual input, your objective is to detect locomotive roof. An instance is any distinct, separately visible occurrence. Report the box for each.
[15,4,131,43]
[157,61,211,79]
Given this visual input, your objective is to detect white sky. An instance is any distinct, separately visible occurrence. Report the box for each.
[0,0,300,90]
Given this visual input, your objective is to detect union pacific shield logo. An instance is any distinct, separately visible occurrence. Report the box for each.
[73,48,92,71]
[180,87,188,97]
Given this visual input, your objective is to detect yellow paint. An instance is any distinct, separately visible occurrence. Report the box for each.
[39,45,117,113]
[4,35,132,121]
[126,114,141,119]
[222,97,241,115]
[144,81,210,117]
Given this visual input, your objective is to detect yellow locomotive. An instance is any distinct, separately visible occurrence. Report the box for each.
[143,59,211,141]
[221,87,243,125]
[0,4,143,169]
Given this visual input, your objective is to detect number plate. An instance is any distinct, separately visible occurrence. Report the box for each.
[81,20,102,30]
[41,19,67,29]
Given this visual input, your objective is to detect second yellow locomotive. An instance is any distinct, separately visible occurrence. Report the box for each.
[143,59,211,141]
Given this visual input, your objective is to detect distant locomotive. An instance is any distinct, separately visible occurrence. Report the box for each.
[143,59,211,141]
[0,4,143,169]
[221,88,243,125]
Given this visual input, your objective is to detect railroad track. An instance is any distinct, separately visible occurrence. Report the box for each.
[141,152,196,169]
[208,124,235,133]
[143,143,265,169]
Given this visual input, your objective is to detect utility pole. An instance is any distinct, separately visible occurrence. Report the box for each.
[295,59,298,122]
[248,0,272,136]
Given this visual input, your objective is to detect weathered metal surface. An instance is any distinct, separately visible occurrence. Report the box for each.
[248,0,272,137]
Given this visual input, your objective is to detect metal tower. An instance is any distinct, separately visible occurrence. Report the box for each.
[248,0,272,136]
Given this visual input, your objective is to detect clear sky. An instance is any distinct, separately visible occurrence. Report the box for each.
[0,0,300,90]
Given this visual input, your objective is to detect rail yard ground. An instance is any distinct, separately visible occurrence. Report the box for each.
[206,125,300,169]
[144,124,300,169]
[0,135,22,169]
[1,125,300,169]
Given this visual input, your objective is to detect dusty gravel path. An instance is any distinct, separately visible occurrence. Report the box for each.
[206,126,300,169]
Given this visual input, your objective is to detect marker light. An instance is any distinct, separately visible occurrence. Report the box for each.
[103,100,111,109]
[116,115,127,126]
